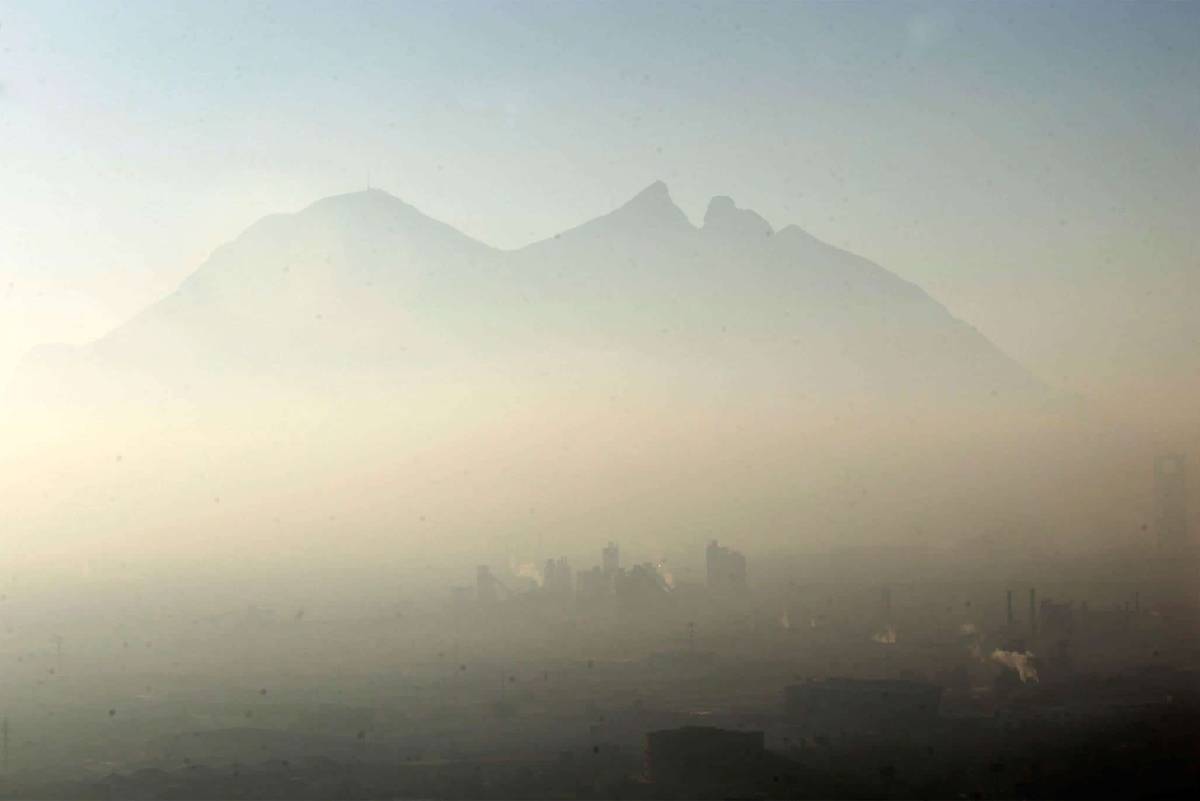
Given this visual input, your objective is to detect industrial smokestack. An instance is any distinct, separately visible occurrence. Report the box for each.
[1029,588,1037,637]
[1006,590,1014,626]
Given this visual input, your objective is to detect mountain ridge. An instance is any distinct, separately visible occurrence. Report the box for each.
[10,181,1043,406]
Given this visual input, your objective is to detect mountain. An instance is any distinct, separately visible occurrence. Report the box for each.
[11,182,1040,406]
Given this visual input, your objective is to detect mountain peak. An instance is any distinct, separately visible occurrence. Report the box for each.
[550,181,692,242]
[16,182,1040,409]
[703,195,773,239]
[613,180,686,220]
[632,179,670,202]
[613,180,690,220]
[303,186,413,215]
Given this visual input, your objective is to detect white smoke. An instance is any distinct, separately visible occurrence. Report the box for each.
[872,624,897,644]
[991,648,1039,683]
[512,561,542,584]
[656,561,675,589]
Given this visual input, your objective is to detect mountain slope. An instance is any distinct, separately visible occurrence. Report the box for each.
[11,182,1041,405]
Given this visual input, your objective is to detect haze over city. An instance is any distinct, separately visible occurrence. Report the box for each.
[0,2,1197,799]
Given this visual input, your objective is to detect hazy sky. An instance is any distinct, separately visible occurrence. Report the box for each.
[2,0,1197,402]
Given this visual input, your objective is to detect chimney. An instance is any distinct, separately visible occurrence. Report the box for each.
[1029,588,1037,637]
[1006,590,1014,626]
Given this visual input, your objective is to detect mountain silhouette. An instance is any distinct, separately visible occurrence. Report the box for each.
[13,182,1041,406]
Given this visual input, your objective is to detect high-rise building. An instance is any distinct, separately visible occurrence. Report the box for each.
[602,541,620,576]
[616,562,670,604]
[575,566,607,602]
[543,557,573,598]
[705,540,747,593]
[1155,453,1190,553]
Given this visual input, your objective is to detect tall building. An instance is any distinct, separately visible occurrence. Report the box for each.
[543,557,573,598]
[602,541,620,576]
[705,540,747,593]
[1155,452,1190,553]
[617,562,670,604]
[575,566,607,602]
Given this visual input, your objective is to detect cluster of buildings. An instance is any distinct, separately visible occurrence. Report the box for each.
[462,540,750,608]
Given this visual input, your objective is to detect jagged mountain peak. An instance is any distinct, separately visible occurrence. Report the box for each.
[552,181,693,242]
[703,195,773,240]
[11,183,1043,405]
[606,180,691,227]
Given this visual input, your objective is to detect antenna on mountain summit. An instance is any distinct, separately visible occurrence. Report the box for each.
[366,169,372,190]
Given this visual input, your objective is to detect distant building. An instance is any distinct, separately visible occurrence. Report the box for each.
[602,541,620,576]
[1155,452,1190,553]
[705,540,747,593]
[543,557,573,598]
[617,562,670,602]
[783,678,942,734]
[575,566,608,602]
[644,726,765,787]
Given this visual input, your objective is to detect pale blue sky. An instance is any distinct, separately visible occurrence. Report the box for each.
[2,0,1197,399]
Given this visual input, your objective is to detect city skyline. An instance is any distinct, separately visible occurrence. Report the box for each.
[0,3,1197,797]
